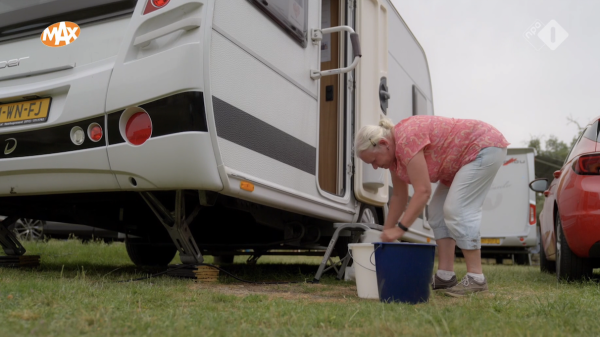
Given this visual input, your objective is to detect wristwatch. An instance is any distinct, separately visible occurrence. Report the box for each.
[397,222,409,232]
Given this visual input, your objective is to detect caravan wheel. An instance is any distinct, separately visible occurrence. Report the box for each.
[513,254,529,265]
[126,238,177,267]
[359,205,378,225]
[334,205,379,257]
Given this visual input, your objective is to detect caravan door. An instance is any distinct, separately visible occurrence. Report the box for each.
[353,0,389,206]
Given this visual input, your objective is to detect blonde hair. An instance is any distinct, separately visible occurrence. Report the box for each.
[354,118,395,154]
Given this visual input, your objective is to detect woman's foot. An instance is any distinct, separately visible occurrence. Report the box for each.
[444,275,488,297]
[431,274,458,290]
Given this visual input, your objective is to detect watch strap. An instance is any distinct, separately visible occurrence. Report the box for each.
[397,222,409,232]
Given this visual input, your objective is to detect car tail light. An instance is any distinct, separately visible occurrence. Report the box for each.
[88,123,103,142]
[573,154,600,175]
[143,0,170,15]
[529,204,536,225]
[125,112,152,146]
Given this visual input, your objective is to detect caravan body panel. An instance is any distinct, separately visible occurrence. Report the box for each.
[0,0,436,249]
[480,148,538,248]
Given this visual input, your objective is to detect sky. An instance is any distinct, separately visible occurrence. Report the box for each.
[391,0,600,148]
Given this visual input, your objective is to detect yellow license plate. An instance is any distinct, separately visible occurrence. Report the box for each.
[481,238,501,244]
[0,98,51,127]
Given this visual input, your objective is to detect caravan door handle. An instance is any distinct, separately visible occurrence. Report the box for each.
[134,17,201,48]
[310,26,361,80]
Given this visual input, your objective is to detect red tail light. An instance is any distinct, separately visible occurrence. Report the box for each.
[125,112,152,146]
[143,0,170,15]
[88,123,103,142]
[529,204,536,225]
[573,154,600,175]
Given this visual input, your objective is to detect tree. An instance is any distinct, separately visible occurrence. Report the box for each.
[527,135,571,162]
[527,115,584,163]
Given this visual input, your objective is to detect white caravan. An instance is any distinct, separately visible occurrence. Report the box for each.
[405,148,539,264]
[0,0,434,266]
[479,148,538,264]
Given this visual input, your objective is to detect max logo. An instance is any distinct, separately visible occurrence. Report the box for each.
[40,22,80,47]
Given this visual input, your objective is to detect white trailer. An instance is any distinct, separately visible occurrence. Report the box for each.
[403,148,539,263]
[479,147,538,264]
[0,0,433,266]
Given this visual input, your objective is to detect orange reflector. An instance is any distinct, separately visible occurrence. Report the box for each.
[240,181,254,192]
[427,237,431,243]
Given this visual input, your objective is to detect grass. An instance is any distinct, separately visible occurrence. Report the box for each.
[1,240,600,336]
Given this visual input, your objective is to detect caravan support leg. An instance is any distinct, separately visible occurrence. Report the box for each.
[0,216,26,256]
[313,223,383,283]
[140,191,203,264]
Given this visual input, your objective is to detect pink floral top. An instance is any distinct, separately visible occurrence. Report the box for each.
[389,116,509,186]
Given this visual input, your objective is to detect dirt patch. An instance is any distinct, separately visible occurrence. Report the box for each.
[188,282,365,303]
[9,310,40,321]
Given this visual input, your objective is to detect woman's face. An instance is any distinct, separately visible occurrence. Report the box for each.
[359,139,395,170]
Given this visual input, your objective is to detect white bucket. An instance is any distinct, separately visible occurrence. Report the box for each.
[348,243,379,299]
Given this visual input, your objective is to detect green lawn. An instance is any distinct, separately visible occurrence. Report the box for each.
[1,240,599,336]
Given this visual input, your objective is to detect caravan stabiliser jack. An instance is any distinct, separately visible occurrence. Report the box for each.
[0,215,26,256]
[140,190,203,264]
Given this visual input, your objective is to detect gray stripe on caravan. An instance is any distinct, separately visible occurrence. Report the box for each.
[212,25,318,100]
[213,97,316,175]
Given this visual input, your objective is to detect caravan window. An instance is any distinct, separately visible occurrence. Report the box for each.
[0,0,137,42]
[248,0,308,47]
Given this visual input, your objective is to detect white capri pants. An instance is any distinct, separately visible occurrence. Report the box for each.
[428,147,507,250]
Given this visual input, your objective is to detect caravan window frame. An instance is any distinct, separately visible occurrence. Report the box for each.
[0,0,137,43]
[248,0,308,48]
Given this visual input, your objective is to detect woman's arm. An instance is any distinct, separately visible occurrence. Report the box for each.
[381,150,431,242]
[383,172,408,230]
[401,150,432,227]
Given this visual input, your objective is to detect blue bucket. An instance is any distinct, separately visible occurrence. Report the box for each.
[373,242,436,304]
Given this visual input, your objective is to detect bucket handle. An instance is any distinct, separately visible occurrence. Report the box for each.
[347,245,380,272]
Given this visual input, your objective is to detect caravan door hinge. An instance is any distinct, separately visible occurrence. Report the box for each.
[348,0,356,10]
[311,29,323,46]
[347,163,354,176]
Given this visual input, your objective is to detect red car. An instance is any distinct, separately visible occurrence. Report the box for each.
[529,117,600,281]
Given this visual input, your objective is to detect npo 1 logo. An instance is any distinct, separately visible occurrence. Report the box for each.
[40,22,80,47]
[524,20,569,51]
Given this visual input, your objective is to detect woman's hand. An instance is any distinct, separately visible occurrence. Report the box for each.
[381,226,405,242]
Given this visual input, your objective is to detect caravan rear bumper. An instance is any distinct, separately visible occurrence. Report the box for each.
[108,131,222,190]
[0,91,223,195]
[480,225,538,249]
[106,91,222,190]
